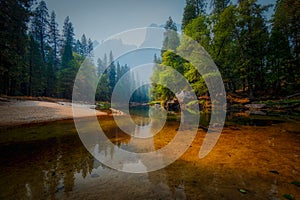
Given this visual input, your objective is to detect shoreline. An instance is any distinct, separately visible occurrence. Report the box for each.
[0,99,107,128]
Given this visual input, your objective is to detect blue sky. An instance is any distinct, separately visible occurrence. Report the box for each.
[45,0,276,42]
[45,0,185,41]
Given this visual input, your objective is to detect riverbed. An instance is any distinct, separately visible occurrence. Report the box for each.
[0,113,299,199]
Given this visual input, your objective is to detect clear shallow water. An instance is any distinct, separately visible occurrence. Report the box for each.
[0,112,300,199]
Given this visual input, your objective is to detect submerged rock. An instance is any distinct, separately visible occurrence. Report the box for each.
[91,173,100,178]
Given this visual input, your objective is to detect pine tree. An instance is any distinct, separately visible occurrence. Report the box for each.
[193,0,206,15]
[48,11,60,71]
[80,34,88,56]
[163,17,180,51]
[87,38,94,59]
[27,34,45,96]
[184,14,211,49]
[0,0,33,95]
[58,16,76,98]
[236,0,270,97]
[211,0,230,14]
[116,62,121,82]
[103,53,108,69]
[30,1,51,96]
[45,11,59,97]
[211,5,239,93]
[95,53,112,101]
[182,0,206,30]
[108,51,116,92]
[97,58,104,77]
[266,0,293,94]
[74,40,82,55]
[279,0,300,84]
[182,2,197,30]
[61,16,74,68]
[31,0,49,63]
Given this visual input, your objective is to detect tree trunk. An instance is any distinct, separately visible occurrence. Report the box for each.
[29,54,33,96]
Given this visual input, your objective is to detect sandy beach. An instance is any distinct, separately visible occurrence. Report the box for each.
[0,99,107,127]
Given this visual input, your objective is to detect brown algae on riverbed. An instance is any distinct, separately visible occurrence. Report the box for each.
[0,115,299,199]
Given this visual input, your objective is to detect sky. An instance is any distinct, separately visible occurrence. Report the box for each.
[45,0,186,42]
[44,0,276,42]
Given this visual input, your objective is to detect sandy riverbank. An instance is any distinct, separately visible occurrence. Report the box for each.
[0,99,107,127]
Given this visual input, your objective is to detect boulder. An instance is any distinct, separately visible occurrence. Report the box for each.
[163,99,180,112]
[176,90,195,104]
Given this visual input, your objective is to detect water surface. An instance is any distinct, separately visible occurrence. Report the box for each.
[0,111,299,199]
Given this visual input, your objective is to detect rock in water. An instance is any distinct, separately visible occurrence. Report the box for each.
[174,182,187,200]
[176,90,194,104]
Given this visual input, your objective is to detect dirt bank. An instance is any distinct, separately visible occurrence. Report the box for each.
[0,99,107,127]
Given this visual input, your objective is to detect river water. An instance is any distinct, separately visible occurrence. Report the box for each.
[0,110,299,199]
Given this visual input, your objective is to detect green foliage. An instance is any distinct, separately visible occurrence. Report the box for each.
[27,35,47,96]
[0,0,33,95]
[61,17,74,68]
[48,11,60,72]
[148,101,163,106]
[212,0,230,14]
[95,52,132,102]
[235,0,271,97]
[96,102,111,110]
[153,0,300,101]
[183,62,208,96]
[58,53,80,99]
[283,194,295,200]
[31,0,49,63]
[58,53,97,100]
[279,0,300,72]
[151,51,184,100]
[266,0,299,94]
[74,58,97,102]
[238,189,247,194]
[211,5,239,92]
[96,73,110,102]
[1,0,299,102]
[184,14,211,49]
[291,181,300,187]
[182,0,206,30]
[182,2,197,30]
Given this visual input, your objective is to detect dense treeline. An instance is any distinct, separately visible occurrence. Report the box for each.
[95,51,149,103]
[0,0,96,99]
[2,0,298,102]
[152,0,300,101]
[0,0,150,102]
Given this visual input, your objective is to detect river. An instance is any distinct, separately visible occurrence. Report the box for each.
[0,109,299,199]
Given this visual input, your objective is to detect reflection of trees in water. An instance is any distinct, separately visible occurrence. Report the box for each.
[0,135,100,199]
[99,116,132,148]
[133,116,151,127]
[38,136,96,196]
